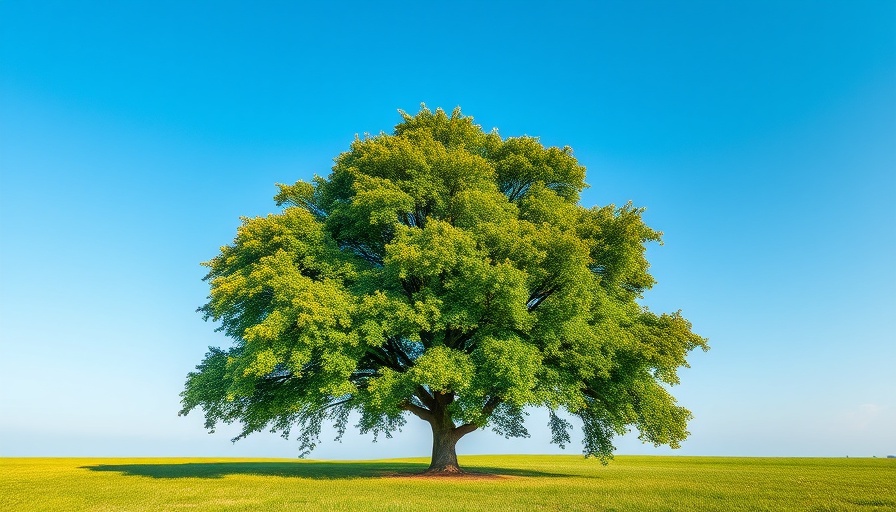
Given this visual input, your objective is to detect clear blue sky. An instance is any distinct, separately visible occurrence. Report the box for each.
[1,1,894,459]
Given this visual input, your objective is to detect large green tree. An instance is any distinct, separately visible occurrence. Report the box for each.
[181,106,707,473]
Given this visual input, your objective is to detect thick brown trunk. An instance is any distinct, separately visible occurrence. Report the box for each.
[416,391,485,474]
[427,424,462,473]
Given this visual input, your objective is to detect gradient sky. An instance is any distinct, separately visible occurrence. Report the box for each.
[1,1,894,459]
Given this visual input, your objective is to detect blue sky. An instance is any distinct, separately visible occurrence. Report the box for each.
[1,1,894,459]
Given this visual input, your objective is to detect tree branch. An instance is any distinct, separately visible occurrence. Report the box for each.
[414,385,437,409]
[319,397,353,412]
[526,286,557,312]
[400,401,435,424]
[385,337,414,368]
[445,325,480,352]
[453,396,503,438]
[362,347,403,372]
[339,241,384,266]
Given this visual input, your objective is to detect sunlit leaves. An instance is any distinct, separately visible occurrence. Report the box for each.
[472,336,541,406]
[492,136,586,202]
[408,346,474,393]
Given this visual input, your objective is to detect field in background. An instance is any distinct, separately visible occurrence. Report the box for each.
[2,455,894,511]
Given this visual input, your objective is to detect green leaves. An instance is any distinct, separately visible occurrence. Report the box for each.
[493,136,586,202]
[472,336,542,406]
[409,346,474,393]
[182,105,707,462]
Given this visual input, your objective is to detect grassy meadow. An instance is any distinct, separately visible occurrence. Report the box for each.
[1,455,894,511]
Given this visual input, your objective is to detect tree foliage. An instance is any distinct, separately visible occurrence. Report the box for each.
[180,106,707,469]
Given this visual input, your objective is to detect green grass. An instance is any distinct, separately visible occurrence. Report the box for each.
[2,455,894,511]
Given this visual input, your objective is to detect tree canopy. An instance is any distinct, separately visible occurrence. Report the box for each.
[180,106,708,473]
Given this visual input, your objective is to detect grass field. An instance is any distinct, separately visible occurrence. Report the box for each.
[1,455,894,511]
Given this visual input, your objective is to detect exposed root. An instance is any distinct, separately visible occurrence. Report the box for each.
[381,467,506,480]
[423,465,466,476]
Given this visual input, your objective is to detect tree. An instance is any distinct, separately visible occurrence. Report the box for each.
[180,106,708,474]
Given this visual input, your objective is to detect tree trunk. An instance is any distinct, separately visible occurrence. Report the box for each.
[427,423,462,474]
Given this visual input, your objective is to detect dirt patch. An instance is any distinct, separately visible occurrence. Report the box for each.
[381,471,509,480]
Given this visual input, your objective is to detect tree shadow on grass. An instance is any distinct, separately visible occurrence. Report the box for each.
[81,461,571,480]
